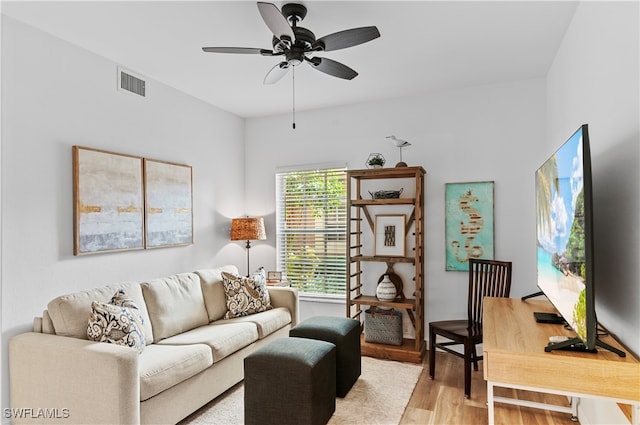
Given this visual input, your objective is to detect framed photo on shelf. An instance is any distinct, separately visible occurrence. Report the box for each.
[374,214,406,257]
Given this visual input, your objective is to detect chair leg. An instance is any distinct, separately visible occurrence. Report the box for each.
[464,339,472,398]
[472,345,479,371]
[429,326,435,379]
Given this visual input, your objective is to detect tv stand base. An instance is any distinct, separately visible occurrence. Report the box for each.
[545,336,626,357]
[521,290,544,301]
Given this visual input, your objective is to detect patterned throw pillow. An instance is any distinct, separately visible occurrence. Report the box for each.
[251,267,266,286]
[87,289,146,354]
[221,271,273,319]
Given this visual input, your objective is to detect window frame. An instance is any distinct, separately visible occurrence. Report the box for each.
[275,164,347,298]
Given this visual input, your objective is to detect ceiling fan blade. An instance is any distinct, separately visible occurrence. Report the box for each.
[257,2,294,42]
[202,47,276,56]
[314,26,380,52]
[306,57,358,80]
[264,61,290,85]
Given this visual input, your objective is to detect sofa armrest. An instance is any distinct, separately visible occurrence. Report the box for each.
[9,332,140,424]
[268,287,299,327]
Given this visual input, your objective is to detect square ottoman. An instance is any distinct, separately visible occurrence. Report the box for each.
[289,316,361,397]
[244,337,336,425]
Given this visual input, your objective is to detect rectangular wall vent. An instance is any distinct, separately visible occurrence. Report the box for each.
[118,67,146,97]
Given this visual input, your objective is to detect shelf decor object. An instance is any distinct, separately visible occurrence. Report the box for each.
[378,270,404,300]
[374,214,406,257]
[364,307,403,346]
[366,153,386,169]
[386,135,411,167]
[376,275,397,302]
[444,181,494,271]
[230,216,267,276]
[368,188,403,199]
[346,166,426,363]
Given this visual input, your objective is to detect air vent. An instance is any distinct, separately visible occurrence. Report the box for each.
[118,67,146,97]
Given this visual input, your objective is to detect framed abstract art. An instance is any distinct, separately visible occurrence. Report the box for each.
[73,146,144,255]
[144,159,193,248]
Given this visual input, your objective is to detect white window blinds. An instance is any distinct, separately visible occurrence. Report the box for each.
[275,167,347,296]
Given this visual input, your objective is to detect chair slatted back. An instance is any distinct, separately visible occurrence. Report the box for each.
[467,259,512,325]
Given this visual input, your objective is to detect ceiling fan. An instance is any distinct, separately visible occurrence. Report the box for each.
[202,2,381,85]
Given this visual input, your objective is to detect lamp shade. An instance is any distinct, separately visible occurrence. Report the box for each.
[230,217,267,241]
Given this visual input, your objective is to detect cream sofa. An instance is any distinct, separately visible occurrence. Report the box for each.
[9,265,299,425]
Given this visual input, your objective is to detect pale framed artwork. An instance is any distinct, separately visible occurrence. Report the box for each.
[144,159,193,248]
[73,146,144,255]
[374,214,406,257]
[445,181,494,271]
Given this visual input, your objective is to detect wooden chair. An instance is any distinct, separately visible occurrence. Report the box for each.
[428,258,512,398]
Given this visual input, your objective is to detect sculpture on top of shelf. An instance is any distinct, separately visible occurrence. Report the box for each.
[386,135,412,167]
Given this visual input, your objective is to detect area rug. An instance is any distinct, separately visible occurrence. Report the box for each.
[180,356,423,425]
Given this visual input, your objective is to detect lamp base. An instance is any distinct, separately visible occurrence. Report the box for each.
[395,161,408,167]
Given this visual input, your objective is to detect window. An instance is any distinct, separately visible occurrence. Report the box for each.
[275,166,347,296]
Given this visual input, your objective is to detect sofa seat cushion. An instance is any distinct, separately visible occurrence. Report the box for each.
[158,322,259,363]
[138,343,213,401]
[141,273,209,343]
[47,282,154,345]
[214,307,292,339]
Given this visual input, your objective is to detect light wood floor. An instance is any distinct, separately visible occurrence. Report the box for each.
[399,351,579,425]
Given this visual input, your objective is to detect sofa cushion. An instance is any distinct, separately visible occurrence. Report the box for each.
[141,273,209,343]
[47,282,154,344]
[138,343,213,401]
[158,322,259,363]
[221,272,272,319]
[215,307,292,339]
[195,266,239,322]
[87,290,146,353]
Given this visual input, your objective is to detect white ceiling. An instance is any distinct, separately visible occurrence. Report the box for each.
[2,1,579,118]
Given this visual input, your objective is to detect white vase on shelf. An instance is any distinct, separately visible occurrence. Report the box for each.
[376,274,397,302]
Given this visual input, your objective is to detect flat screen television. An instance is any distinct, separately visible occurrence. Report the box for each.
[535,124,623,356]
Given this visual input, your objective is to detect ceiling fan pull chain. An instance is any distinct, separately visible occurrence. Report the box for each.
[292,66,296,130]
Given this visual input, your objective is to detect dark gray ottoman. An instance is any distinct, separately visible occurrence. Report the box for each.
[289,316,361,397]
[244,337,336,425]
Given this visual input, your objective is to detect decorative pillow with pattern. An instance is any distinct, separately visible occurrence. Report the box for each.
[251,267,266,286]
[221,271,273,319]
[87,289,146,353]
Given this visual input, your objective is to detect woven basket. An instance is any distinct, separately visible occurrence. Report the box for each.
[368,188,403,199]
[364,307,403,346]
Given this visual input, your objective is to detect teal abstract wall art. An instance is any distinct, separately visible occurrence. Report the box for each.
[445,181,494,271]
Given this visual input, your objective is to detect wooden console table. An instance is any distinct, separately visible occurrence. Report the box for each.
[483,297,640,424]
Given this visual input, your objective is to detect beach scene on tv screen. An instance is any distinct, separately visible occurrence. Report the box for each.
[536,129,587,341]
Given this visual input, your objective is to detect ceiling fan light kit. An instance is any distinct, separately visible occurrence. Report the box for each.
[202,2,380,129]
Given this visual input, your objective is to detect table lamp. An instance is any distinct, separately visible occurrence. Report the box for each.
[230,216,267,276]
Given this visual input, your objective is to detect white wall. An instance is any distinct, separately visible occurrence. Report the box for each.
[546,2,639,423]
[245,77,547,325]
[1,17,246,413]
